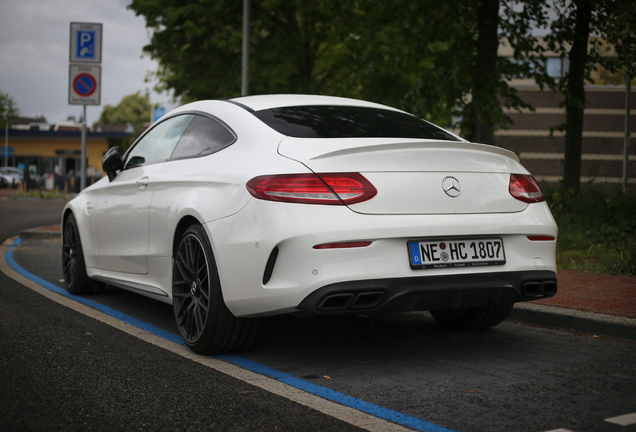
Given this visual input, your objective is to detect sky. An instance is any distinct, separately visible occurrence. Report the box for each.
[0,0,175,125]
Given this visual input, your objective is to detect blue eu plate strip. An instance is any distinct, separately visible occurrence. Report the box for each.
[409,241,422,266]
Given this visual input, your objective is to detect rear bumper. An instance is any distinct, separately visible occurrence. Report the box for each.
[296,270,557,315]
[208,197,557,317]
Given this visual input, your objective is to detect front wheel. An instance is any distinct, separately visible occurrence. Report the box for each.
[62,213,104,294]
[172,224,258,354]
[430,302,514,331]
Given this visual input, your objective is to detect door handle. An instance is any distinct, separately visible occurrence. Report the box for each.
[136,177,149,190]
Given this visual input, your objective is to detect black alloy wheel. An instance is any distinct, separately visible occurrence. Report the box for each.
[62,213,90,294]
[172,224,258,354]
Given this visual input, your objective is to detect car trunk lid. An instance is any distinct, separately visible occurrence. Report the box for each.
[277,137,529,215]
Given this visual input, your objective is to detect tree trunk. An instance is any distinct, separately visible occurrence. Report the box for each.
[470,0,500,144]
[562,0,592,192]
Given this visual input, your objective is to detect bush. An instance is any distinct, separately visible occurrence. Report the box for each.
[546,184,636,276]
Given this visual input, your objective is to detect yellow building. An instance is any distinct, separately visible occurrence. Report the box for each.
[2,126,131,191]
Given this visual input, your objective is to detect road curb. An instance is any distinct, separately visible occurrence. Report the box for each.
[508,302,636,343]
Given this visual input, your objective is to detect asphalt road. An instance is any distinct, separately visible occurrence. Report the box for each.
[1,198,636,432]
[0,199,363,432]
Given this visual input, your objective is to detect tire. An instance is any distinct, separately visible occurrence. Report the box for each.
[62,213,90,294]
[430,302,514,331]
[172,224,259,354]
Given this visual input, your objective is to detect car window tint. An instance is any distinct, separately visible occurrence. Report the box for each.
[170,115,235,160]
[125,115,195,169]
[252,105,461,141]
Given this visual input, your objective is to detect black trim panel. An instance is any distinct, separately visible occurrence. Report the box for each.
[296,270,557,315]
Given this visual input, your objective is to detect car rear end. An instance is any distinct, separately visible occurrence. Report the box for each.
[211,97,557,319]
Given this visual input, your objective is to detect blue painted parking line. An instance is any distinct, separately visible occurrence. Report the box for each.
[218,354,454,432]
[5,238,183,345]
[5,238,457,432]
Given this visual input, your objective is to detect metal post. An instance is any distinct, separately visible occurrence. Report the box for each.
[80,104,87,190]
[242,0,250,96]
[624,70,631,194]
[4,115,8,167]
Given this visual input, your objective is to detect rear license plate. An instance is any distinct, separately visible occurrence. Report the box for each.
[408,238,506,269]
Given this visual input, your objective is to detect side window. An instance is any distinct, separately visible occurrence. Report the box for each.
[170,115,236,160]
[125,115,195,169]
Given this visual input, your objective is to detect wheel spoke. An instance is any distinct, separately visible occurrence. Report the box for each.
[182,301,196,337]
[197,262,207,278]
[193,303,204,334]
[174,255,189,283]
[185,238,197,275]
[62,259,72,274]
[199,288,209,304]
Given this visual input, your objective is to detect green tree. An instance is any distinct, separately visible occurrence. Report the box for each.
[0,89,20,128]
[128,0,554,141]
[342,0,468,126]
[129,0,357,100]
[97,92,152,150]
[346,0,548,138]
[540,0,636,192]
[97,92,151,131]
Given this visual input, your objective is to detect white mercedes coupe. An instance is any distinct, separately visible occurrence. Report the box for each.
[62,94,557,354]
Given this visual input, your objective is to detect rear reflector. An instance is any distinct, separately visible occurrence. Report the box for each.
[509,174,545,203]
[313,241,372,249]
[246,173,377,205]
[527,236,555,241]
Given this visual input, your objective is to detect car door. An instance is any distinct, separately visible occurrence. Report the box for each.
[91,114,195,274]
[146,114,238,259]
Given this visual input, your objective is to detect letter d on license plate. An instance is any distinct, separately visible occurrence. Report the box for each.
[408,238,506,269]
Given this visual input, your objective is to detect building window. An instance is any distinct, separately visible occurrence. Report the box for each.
[546,57,569,78]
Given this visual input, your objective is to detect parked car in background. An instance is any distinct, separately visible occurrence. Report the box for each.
[0,167,22,188]
[0,173,12,188]
[62,95,558,355]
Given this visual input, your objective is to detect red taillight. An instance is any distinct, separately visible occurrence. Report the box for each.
[313,241,372,249]
[509,174,545,203]
[246,173,377,205]
[527,236,555,241]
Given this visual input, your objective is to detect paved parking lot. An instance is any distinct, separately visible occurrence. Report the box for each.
[5,234,636,432]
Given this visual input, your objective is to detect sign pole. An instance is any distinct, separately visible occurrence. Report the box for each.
[81,104,87,190]
[4,115,8,167]
[69,22,102,192]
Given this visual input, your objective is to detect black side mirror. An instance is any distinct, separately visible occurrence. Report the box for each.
[102,146,123,182]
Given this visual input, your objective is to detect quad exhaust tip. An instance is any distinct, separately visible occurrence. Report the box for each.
[317,291,385,312]
[523,280,557,298]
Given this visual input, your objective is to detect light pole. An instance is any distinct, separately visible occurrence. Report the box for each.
[242,0,250,96]
[623,69,631,194]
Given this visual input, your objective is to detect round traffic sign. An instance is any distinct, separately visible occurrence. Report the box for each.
[73,73,97,97]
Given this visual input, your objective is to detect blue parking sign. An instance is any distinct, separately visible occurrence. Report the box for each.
[77,30,95,59]
[70,22,102,63]
[153,106,166,123]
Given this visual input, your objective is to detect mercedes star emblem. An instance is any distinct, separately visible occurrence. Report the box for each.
[442,176,461,198]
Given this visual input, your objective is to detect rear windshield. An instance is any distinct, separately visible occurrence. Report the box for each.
[252,105,461,141]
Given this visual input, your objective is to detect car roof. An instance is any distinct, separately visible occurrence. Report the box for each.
[228,94,405,113]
